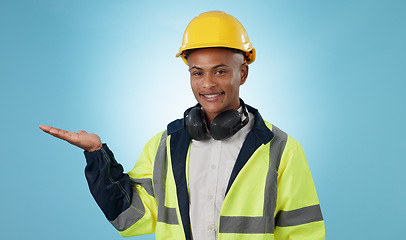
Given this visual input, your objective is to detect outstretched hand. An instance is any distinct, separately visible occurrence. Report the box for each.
[39,125,103,152]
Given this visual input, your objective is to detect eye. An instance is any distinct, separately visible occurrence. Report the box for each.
[191,71,202,76]
[215,69,226,75]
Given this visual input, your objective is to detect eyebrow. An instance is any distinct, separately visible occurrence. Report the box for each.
[213,64,229,69]
[189,66,203,71]
[189,64,229,71]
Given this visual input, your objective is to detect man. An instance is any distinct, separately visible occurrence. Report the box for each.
[40,11,325,240]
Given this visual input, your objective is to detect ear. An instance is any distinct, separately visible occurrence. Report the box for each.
[240,63,249,85]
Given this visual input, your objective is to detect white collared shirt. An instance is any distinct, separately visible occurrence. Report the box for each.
[188,108,254,240]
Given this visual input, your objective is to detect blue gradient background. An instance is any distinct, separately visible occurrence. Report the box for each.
[1,0,405,239]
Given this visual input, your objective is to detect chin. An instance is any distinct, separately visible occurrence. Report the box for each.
[201,104,226,115]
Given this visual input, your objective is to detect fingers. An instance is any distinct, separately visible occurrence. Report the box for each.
[39,125,62,135]
[39,125,75,141]
[39,125,51,132]
[49,127,66,135]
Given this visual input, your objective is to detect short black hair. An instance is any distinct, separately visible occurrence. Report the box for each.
[183,47,249,62]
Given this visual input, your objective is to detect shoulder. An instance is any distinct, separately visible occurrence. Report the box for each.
[262,119,303,153]
[144,130,167,150]
[167,118,184,135]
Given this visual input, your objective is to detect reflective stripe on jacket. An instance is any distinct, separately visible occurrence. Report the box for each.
[84,105,325,240]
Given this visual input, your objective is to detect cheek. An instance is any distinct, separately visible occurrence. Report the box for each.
[224,76,239,89]
[191,80,199,93]
[226,79,241,95]
[191,80,197,87]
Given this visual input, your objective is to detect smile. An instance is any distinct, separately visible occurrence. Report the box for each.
[201,92,224,98]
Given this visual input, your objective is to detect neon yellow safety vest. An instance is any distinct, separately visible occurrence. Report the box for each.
[104,106,324,239]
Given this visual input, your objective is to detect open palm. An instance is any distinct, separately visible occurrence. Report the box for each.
[39,125,103,152]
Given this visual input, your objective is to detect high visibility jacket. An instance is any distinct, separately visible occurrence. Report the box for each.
[84,105,325,240]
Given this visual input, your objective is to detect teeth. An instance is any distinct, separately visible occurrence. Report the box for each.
[204,93,222,98]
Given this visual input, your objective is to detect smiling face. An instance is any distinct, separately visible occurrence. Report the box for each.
[187,48,248,123]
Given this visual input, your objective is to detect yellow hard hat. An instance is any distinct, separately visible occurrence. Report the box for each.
[176,11,256,65]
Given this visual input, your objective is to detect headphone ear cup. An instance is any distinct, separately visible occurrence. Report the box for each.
[210,110,241,140]
[185,107,207,141]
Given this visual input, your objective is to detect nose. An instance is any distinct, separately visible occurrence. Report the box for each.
[202,74,216,88]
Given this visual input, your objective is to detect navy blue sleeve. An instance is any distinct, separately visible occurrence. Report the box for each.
[84,144,133,221]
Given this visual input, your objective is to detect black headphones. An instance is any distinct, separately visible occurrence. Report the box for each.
[184,99,249,141]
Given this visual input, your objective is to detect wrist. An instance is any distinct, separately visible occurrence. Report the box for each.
[86,144,103,152]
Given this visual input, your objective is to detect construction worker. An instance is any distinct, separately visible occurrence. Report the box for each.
[40,11,325,240]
